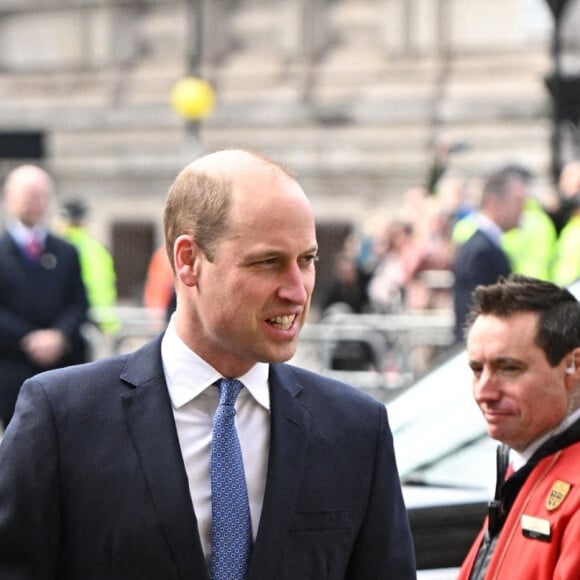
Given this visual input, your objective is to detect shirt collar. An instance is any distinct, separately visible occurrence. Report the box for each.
[7,218,46,247]
[475,213,503,247]
[161,318,270,411]
[510,406,580,470]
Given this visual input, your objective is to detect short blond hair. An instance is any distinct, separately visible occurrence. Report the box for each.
[163,149,296,270]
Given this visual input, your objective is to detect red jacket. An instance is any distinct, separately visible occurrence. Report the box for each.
[458,441,580,580]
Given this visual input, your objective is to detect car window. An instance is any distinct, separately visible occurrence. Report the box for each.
[387,348,489,484]
[405,435,497,491]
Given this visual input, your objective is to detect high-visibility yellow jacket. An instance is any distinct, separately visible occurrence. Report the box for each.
[552,213,580,286]
[62,226,118,332]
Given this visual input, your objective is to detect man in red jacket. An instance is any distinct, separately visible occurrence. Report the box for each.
[458,274,580,580]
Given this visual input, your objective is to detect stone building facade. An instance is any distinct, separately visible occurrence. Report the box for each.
[0,0,578,300]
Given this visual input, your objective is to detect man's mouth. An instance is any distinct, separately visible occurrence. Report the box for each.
[482,408,512,422]
[267,315,296,331]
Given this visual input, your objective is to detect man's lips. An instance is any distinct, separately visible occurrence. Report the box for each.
[481,408,514,423]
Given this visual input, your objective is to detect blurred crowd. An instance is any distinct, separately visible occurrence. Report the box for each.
[319,150,580,341]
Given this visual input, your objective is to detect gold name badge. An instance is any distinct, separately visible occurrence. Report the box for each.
[521,514,551,542]
[546,480,571,511]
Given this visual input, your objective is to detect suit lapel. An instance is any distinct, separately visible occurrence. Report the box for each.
[248,364,310,579]
[120,338,209,580]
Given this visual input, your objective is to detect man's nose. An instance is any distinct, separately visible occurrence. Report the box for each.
[474,369,501,402]
[277,263,310,304]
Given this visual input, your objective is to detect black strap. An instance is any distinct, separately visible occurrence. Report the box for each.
[487,443,510,537]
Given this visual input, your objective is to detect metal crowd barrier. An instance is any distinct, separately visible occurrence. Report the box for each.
[85,306,455,402]
[86,306,166,359]
[323,310,455,348]
[292,310,455,398]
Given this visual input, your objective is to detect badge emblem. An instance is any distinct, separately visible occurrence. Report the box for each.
[546,480,571,511]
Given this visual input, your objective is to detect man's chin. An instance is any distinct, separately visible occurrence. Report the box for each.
[261,345,298,364]
[487,425,515,447]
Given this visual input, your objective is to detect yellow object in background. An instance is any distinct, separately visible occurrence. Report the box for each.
[170,77,216,120]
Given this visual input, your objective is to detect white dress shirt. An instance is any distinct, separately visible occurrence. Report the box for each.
[7,218,46,250]
[161,319,271,564]
[474,213,504,247]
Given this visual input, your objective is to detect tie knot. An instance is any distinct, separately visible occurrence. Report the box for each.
[217,378,243,407]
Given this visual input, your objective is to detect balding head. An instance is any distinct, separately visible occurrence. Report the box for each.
[163,149,303,270]
[3,164,54,227]
[188,148,292,178]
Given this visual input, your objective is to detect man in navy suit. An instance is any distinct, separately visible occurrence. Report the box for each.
[452,166,528,343]
[0,150,416,579]
[0,164,88,429]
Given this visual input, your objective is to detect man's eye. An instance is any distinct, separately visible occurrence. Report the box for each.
[303,255,319,266]
[261,257,278,265]
[499,366,521,375]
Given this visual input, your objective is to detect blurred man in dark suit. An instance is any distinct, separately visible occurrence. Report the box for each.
[452,166,527,343]
[0,164,88,428]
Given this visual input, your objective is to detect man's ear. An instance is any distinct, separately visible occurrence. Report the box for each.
[174,234,199,287]
[564,348,580,397]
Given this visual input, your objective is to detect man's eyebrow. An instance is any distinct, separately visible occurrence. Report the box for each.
[493,356,521,364]
[468,356,521,366]
[245,245,318,258]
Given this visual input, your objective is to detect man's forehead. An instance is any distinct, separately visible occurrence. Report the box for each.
[470,311,537,340]
[472,311,538,330]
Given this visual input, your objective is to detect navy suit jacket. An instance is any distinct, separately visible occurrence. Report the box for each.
[0,335,416,579]
[452,229,512,342]
[0,231,89,425]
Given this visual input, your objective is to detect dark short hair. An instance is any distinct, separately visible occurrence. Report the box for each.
[465,274,580,366]
[496,163,534,183]
[61,200,88,222]
[480,167,527,206]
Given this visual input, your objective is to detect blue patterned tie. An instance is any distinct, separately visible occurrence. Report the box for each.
[210,378,253,580]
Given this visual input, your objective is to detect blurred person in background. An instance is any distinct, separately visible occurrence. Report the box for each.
[552,197,580,286]
[545,159,580,234]
[320,249,375,372]
[550,160,580,286]
[320,249,370,316]
[368,185,456,313]
[499,164,556,282]
[453,164,556,282]
[433,170,475,228]
[458,274,580,580]
[367,219,423,313]
[407,196,456,310]
[452,166,527,343]
[501,193,557,282]
[0,164,88,429]
[0,149,415,579]
[58,199,118,332]
[425,136,471,195]
[143,243,175,323]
